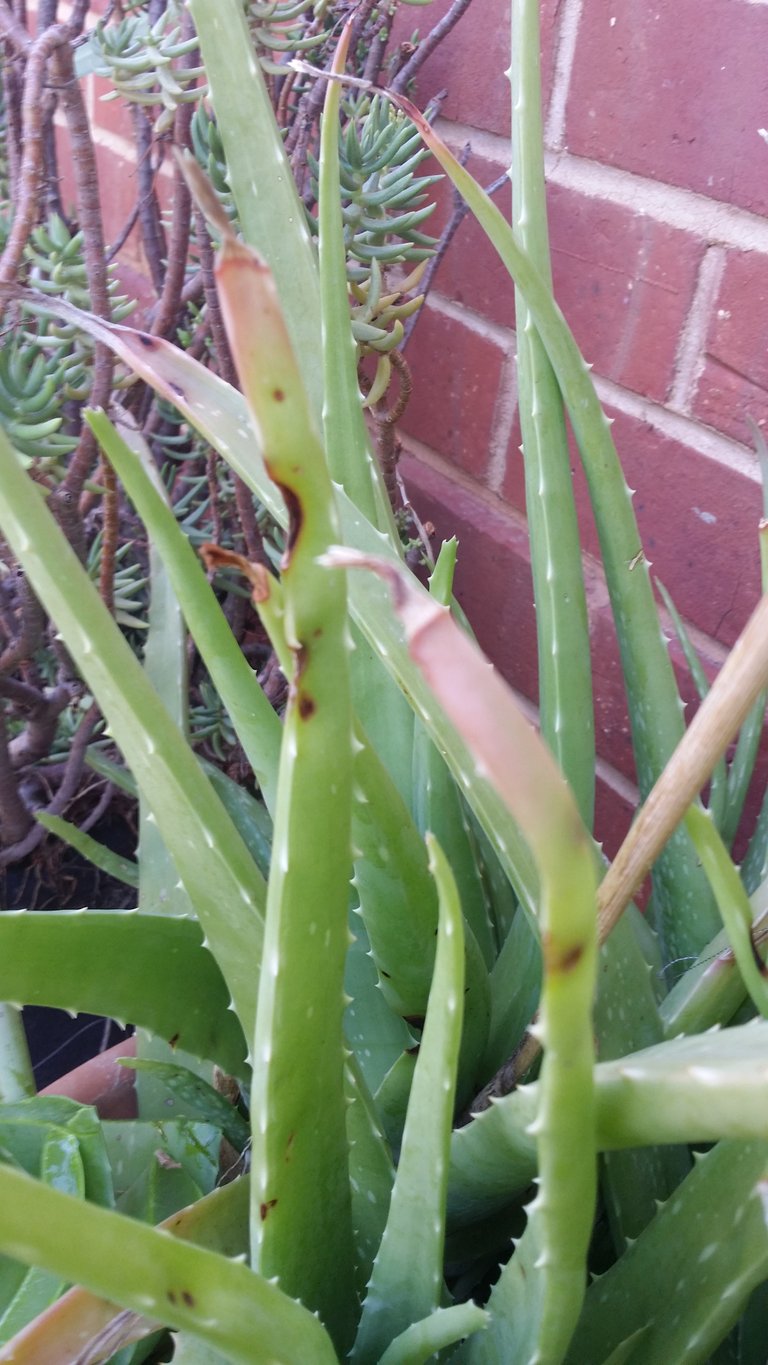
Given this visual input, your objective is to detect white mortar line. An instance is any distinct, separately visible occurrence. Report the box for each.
[486,347,519,494]
[424,290,759,483]
[593,374,759,482]
[436,119,768,255]
[544,0,585,151]
[424,290,513,345]
[545,151,768,254]
[668,245,726,414]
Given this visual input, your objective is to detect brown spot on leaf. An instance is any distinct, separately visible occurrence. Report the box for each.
[298,692,316,720]
[136,332,156,348]
[168,1033,180,1048]
[275,482,303,561]
[167,1290,177,1304]
[168,380,184,398]
[543,933,584,973]
[273,387,286,402]
[181,1290,195,1308]
[285,1132,295,1161]
[260,1198,278,1221]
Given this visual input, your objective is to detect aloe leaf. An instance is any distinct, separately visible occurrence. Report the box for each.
[202,543,437,1022]
[317,26,415,809]
[111,1121,218,1225]
[0,1098,113,1209]
[483,907,541,1075]
[722,694,767,849]
[318,21,396,533]
[415,541,496,969]
[655,577,728,829]
[199,761,272,881]
[0,1177,248,1364]
[214,232,356,1346]
[742,786,768,895]
[684,805,768,1018]
[0,432,264,1039]
[661,947,745,1037]
[0,911,248,1079]
[598,591,768,948]
[352,837,465,1364]
[564,1142,768,1364]
[595,1021,768,1147]
[344,1052,395,1301]
[0,1166,338,1365]
[0,1130,83,1344]
[118,1061,249,1150]
[447,1087,539,1231]
[378,1302,489,1365]
[330,551,598,1363]
[0,1009,35,1104]
[187,0,323,419]
[593,911,691,1249]
[18,295,540,920]
[511,0,594,831]
[87,409,282,814]
[138,468,192,923]
[35,811,139,888]
[386,92,716,961]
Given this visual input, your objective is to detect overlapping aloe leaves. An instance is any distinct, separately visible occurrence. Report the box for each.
[0,0,767,1361]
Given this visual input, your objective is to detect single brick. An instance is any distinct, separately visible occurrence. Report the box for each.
[503,405,761,648]
[565,0,768,217]
[692,249,768,445]
[399,304,508,481]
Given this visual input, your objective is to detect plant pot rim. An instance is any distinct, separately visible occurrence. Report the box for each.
[40,1036,138,1119]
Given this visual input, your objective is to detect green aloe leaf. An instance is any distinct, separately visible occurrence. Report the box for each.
[317,20,395,533]
[118,1061,249,1150]
[328,551,597,1363]
[352,837,466,1364]
[0,910,248,1078]
[0,1177,248,1363]
[0,1164,338,1365]
[564,1142,768,1365]
[34,812,139,888]
[87,408,282,815]
[511,0,594,831]
[0,431,264,1040]
[16,294,541,928]
[386,89,716,962]
[213,227,356,1348]
[378,1302,489,1364]
[187,0,323,419]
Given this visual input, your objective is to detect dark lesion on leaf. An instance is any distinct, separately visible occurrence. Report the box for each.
[542,933,584,974]
[136,332,157,349]
[298,691,316,720]
[260,1198,278,1221]
[274,481,303,561]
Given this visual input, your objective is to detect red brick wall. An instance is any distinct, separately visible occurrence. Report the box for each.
[394,0,768,851]
[43,0,768,850]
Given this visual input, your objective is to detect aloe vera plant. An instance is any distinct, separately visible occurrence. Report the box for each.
[0,2,767,1362]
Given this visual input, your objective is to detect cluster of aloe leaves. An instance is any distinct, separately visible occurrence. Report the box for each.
[0,1,767,1361]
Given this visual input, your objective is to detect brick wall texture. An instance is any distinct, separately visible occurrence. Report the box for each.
[391,0,768,852]
[51,0,768,852]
